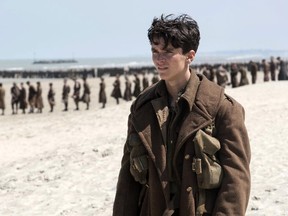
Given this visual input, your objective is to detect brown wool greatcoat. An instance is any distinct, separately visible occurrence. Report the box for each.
[113,72,251,216]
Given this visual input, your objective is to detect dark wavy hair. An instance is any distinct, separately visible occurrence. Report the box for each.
[147,14,200,53]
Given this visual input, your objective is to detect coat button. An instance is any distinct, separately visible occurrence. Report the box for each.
[186,187,192,192]
[184,154,190,160]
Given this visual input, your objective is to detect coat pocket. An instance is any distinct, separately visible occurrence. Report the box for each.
[192,129,223,189]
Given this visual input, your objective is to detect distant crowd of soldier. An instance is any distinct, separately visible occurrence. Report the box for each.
[0,56,287,115]
[109,73,160,106]
[194,56,287,88]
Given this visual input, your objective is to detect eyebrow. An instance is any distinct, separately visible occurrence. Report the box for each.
[151,47,158,52]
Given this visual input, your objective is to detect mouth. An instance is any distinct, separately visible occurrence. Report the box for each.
[157,66,168,71]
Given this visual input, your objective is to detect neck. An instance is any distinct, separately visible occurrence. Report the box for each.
[166,70,191,106]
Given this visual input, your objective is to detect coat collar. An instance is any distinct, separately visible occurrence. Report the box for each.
[150,71,208,148]
[132,71,224,150]
[153,70,200,112]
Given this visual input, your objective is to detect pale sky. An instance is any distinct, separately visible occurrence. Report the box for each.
[1,0,287,59]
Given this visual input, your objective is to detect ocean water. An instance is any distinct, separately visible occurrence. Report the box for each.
[0,57,154,71]
[0,55,249,71]
[1,50,287,71]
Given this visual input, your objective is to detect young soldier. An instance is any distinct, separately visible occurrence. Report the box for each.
[113,14,251,216]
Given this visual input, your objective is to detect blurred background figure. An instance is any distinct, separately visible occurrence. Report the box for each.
[133,73,141,98]
[81,77,91,110]
[262,59,270,82]
[248,60,258,84]
[11,82,20,114]
[0,83,5,115]
[230,63,239,88]
[48,83,56,112]
[142,71,149,91]
[19,82,27,114]
[62,78,70,111]
[123,75,132,101]
[151,73,160,84]
[277,57,288,80]
[99,77,107,108]
[27,81,37,113]
[239,66,249,86]
[72,78,81,111]
[35,81,44,113]
[216,65,229,88]
[270,56,276,81]
[111,74,122,104]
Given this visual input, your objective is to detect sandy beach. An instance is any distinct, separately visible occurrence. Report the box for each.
[1,73,288,215]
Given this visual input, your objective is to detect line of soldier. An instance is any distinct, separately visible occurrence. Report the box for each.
[0,72,160,115]
[0,81,45,115]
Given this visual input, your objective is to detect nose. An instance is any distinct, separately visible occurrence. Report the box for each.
[154,53,167,62]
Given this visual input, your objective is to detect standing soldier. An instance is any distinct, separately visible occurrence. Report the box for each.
[99,77,107,108]
[133,73,141,97]
[72,78,81,110]
[11,82,20,114]
[248,60,258,84]
[47,83,56,112]
[19,82,27,114]
[208,65,216,82]
[26,81,37,113]
[270,56,276,81]
[277,57,288,80]
[123,75,132,101]
[201,66,210,80]
[111,74,122,104]
[151,73,160,84]
[0,83,5,115]
[216,65,229,88]
[142,72,149,91]
[81,77,91,110]
[230,63,239,88]
[113,14,251,216]
[62,78,70,111]
[35,81,44,113]
[239,66,249,86]
[262,59,270,82]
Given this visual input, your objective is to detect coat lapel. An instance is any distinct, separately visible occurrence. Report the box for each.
[151,96,169,146]
[131,96,168,173]
[176,106,212,151]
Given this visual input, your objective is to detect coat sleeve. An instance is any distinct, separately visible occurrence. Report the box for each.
[113,114,142,216]
[212,96,251,215]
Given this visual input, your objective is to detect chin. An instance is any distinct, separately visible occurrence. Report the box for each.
[158,72,167,80]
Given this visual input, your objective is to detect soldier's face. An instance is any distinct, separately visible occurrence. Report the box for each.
[151,38,194,82]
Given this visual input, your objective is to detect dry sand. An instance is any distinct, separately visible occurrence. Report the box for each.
[1,73,288,215]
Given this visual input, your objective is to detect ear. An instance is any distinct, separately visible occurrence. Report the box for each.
[186,50,196,63]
